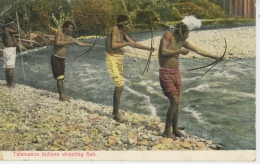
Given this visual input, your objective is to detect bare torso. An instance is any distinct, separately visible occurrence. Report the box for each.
[53,31,71,58]
[105,26,125,54]
[158,31,185,69]
[2,26,17,47]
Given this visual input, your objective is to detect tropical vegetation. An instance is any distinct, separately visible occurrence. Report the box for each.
[0,0,255,36]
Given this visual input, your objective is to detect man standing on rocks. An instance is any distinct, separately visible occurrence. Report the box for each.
[105,15,155,122]
[2,18,18,88]
[158,22,222,140]
[51,21,93,101]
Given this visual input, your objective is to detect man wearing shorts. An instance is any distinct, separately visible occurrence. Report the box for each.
[158,22,222,140]
[2,18,18,88]
[105,15,155,122]
[51,21,93,101]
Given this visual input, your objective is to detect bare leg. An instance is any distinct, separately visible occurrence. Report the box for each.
[5,69,10,85]
[163,95,179,140]
[172,95,187,138]
[113,86,124,122]
[57,80,69,101]
[6,68,15,88]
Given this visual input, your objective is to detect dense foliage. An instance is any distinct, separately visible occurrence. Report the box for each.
[0,0,238,36]
[70,0,117,36]
[174,0,227,19]
[30,0,71,33]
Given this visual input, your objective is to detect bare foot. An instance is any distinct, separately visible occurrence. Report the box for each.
[173,130,188,138]
[64,95,72,100]
[6,83,16,88]
[113,113,125,123]
[163,132,177,141]
[59,96,70,102]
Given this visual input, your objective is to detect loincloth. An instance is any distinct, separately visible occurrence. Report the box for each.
[51,55,65,80]
[106,53,124,87]
[3,47,16,68]
[159,68,182,97]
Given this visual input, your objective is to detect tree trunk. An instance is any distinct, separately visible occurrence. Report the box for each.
[21,0,30,30]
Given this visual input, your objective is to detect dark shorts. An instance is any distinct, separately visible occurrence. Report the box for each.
[51,55,65,80]
[159,68,182,98]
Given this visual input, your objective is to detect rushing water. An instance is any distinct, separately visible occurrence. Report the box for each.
[0,30,255,150]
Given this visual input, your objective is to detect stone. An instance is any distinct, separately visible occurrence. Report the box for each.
[128,132,137,139]
[108,135,117,140]
[89,114,99,120]
[142,134,149,139]
[55,117,62,123]
[206,140,213,145]
[21,124,30,131]
[196,142,206,148]
[138,146,148,151]
[137,126,145,131]
[105,139,116,147]
[161,138,173,144]
[152,144,167,150]
[138,140,149,146]
[157,123,164,130]
[117,124,127,130]
[128,138,137,145]
[181,141,192,149]
[152,131,158,135]
[82,136,93,144]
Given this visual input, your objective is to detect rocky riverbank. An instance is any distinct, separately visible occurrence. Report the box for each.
[0,80,223,151]
[125,26,255,60]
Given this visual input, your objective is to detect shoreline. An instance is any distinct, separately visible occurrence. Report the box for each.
[1,26,255,60]
[124,26,255,60]
[0,80,223,151]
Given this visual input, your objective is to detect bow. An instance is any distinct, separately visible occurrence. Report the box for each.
[74,26,100,59]
[122,0,144,74]
[188,38,228,77]
[130,28,145,74]
[16,11,26,80]
[142,19,153,75]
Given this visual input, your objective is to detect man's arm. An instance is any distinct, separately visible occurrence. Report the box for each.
[12,34,17,46]
[159,31,188,57]
[123,33,154,52]
[7,27,18,46]
[8,27,18,34]
[74,39,93,47]
[110,26,132,49]
[183,41,220,60]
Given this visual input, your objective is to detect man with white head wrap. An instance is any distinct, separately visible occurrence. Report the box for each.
[158,16,222,140]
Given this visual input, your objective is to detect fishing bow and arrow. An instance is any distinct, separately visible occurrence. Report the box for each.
[74,26,101,59]
[186,38,253,77]
[142,19,154,75]
[187,38,228,77]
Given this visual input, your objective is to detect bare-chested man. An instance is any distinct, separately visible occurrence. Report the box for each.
[106,15,155,122]
[51,21,93,101]
[2,18,18,88]
[159,22,222,140]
